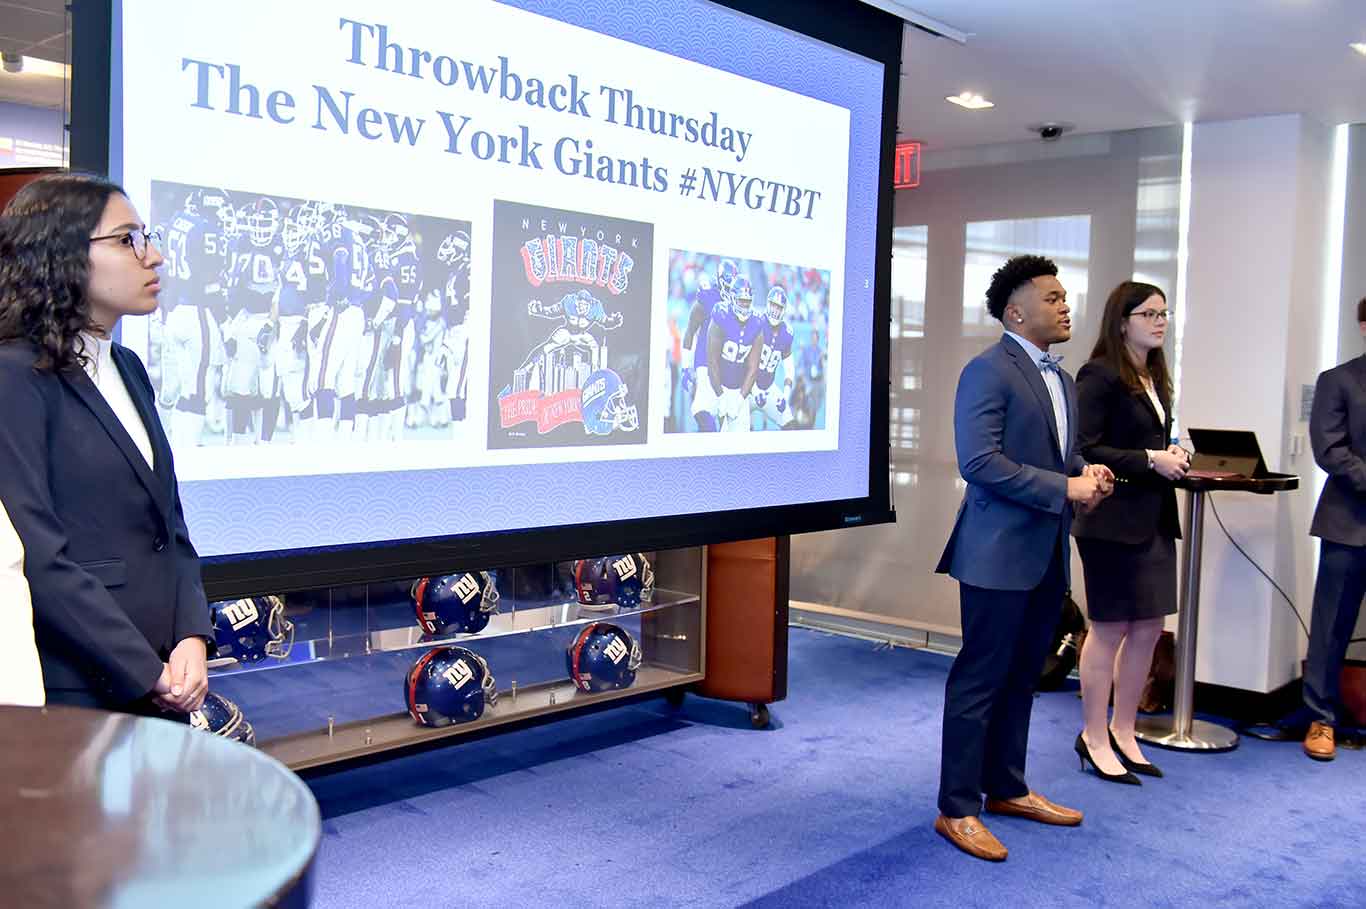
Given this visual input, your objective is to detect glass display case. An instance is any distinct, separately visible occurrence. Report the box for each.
[206,548,705,771]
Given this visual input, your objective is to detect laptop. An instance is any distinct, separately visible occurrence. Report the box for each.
[1185,428,1268,479]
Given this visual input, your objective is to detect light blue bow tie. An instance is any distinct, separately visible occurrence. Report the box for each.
[1038,353,1064,371]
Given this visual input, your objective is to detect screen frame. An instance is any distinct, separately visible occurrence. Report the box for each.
[69,0,899,599]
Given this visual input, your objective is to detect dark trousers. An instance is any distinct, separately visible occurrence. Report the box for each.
[938,540,1066,818]
[1303,539,1366,726]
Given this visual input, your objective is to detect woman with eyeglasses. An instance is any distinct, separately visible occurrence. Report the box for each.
[1070,281,1189,784]
[0,173,212,715]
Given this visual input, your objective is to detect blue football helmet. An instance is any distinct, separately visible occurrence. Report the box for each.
[188,692,257,747]
[580,369,639,435]
[566,623,642,693]
[716,258,739,295]
[574,553,655,610]
[411,572,500,636]
[405,646,498,727]
[729,276,755,322]
[766,285,788,326]
[210,596,294,664]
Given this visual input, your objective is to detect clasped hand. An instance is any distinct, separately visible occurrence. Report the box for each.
[153,636,209,713]
[1151,445,1191,481]
[1068,463,1115,512]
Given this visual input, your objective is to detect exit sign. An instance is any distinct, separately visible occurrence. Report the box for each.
[893,141,921,189]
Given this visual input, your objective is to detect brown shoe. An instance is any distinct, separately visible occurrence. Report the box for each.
[984,792,1083,827]
[1304,721,1336,761]
[934,814,1008,861]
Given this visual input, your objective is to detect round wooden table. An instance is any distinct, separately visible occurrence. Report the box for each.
[0,705,320,908]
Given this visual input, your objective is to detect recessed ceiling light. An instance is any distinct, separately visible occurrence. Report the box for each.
[0,55,68,79]
[1351,42,1366,56]
[946,91,994,110]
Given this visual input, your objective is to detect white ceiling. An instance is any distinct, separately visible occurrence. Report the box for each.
[0,0,66,108]
[2,1,1364,147]
[894,0,1366,150]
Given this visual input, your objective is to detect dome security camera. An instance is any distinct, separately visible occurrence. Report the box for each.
[1028,122,1074,142]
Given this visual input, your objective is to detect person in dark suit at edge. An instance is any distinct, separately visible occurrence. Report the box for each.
[934,255,1114,861]
[1072,282,1188,784]
[1302,296,1366,761]
[0,173,212,715]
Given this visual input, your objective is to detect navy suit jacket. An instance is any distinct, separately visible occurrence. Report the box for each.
[936,336,1086,591]
[0,339,211,707]
[1309,353,1366,547]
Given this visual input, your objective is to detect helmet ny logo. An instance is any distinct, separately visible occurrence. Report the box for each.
[603,636,629,664]
[222,598,261,631]
[443,658,475,690]
[452,574,481,603]
[612,556,636,582]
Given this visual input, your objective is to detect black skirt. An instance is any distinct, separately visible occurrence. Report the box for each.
[1076,534,1178,623]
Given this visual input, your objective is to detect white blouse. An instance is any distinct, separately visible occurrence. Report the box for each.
[0,500,44,706]
[1142,376,1166,428]
[82,334,154,469]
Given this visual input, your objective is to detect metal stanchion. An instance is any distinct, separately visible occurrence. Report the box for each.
[1134,488,1239,751]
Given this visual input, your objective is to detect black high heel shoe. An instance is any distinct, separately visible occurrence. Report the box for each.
[1109,729,1164,778]
[1074,733,1141,785]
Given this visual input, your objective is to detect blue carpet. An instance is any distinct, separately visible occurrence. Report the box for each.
[304,627,1364,908]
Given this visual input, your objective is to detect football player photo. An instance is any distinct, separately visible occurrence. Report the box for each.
[146,180,474,447]
[664,251,829,433]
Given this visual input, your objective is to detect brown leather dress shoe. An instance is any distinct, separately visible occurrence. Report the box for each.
[984,792,1083,827]
[1304,721,1336,761]
[934,814,1007,861]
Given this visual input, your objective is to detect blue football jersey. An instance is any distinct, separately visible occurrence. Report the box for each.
[164,210,227,297]
[709,302,764,389]
[383,242,422,305]
[278,240,328,317]
[755,321,795,390]
[324,222,375,307]
[690,285,723,371]
[226,235,283,311]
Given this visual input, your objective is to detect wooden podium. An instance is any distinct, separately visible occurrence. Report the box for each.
[697,537,790,727]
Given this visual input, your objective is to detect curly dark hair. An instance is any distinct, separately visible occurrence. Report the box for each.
[0,172,126,371]
[985,254,1058,322]
[1089,281,1173,402]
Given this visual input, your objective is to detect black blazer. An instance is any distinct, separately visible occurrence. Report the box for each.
[1071,358,1181,544]
[0,340,211,708]
[1309,354,1366,547]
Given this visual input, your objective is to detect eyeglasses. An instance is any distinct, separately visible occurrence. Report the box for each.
[1129,309,1169,323]
[90,227,162,261]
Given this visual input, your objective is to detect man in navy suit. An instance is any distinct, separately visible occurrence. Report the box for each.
[934,255,1112,861]
[1302,297,1366,761]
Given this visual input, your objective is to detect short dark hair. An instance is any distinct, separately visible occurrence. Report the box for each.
[0,172,126,371]
[1358,296,1365,324]
[985,255,1058,321]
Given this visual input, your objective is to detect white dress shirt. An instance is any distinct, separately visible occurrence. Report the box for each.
[82,334,154,469]
[0,499,44,706]
[1005,331,1068,456]
[1143,376,1166,427]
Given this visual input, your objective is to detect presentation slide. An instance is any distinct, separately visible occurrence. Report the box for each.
[111,0,883,558]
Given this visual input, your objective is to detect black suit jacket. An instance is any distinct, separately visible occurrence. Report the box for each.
[1309,354,1366,547]
[1071,358,1181,544]
[0,340,211,707]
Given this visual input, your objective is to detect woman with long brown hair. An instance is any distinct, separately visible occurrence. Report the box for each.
[1072,281,1188,784]
[0,173,211,714]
